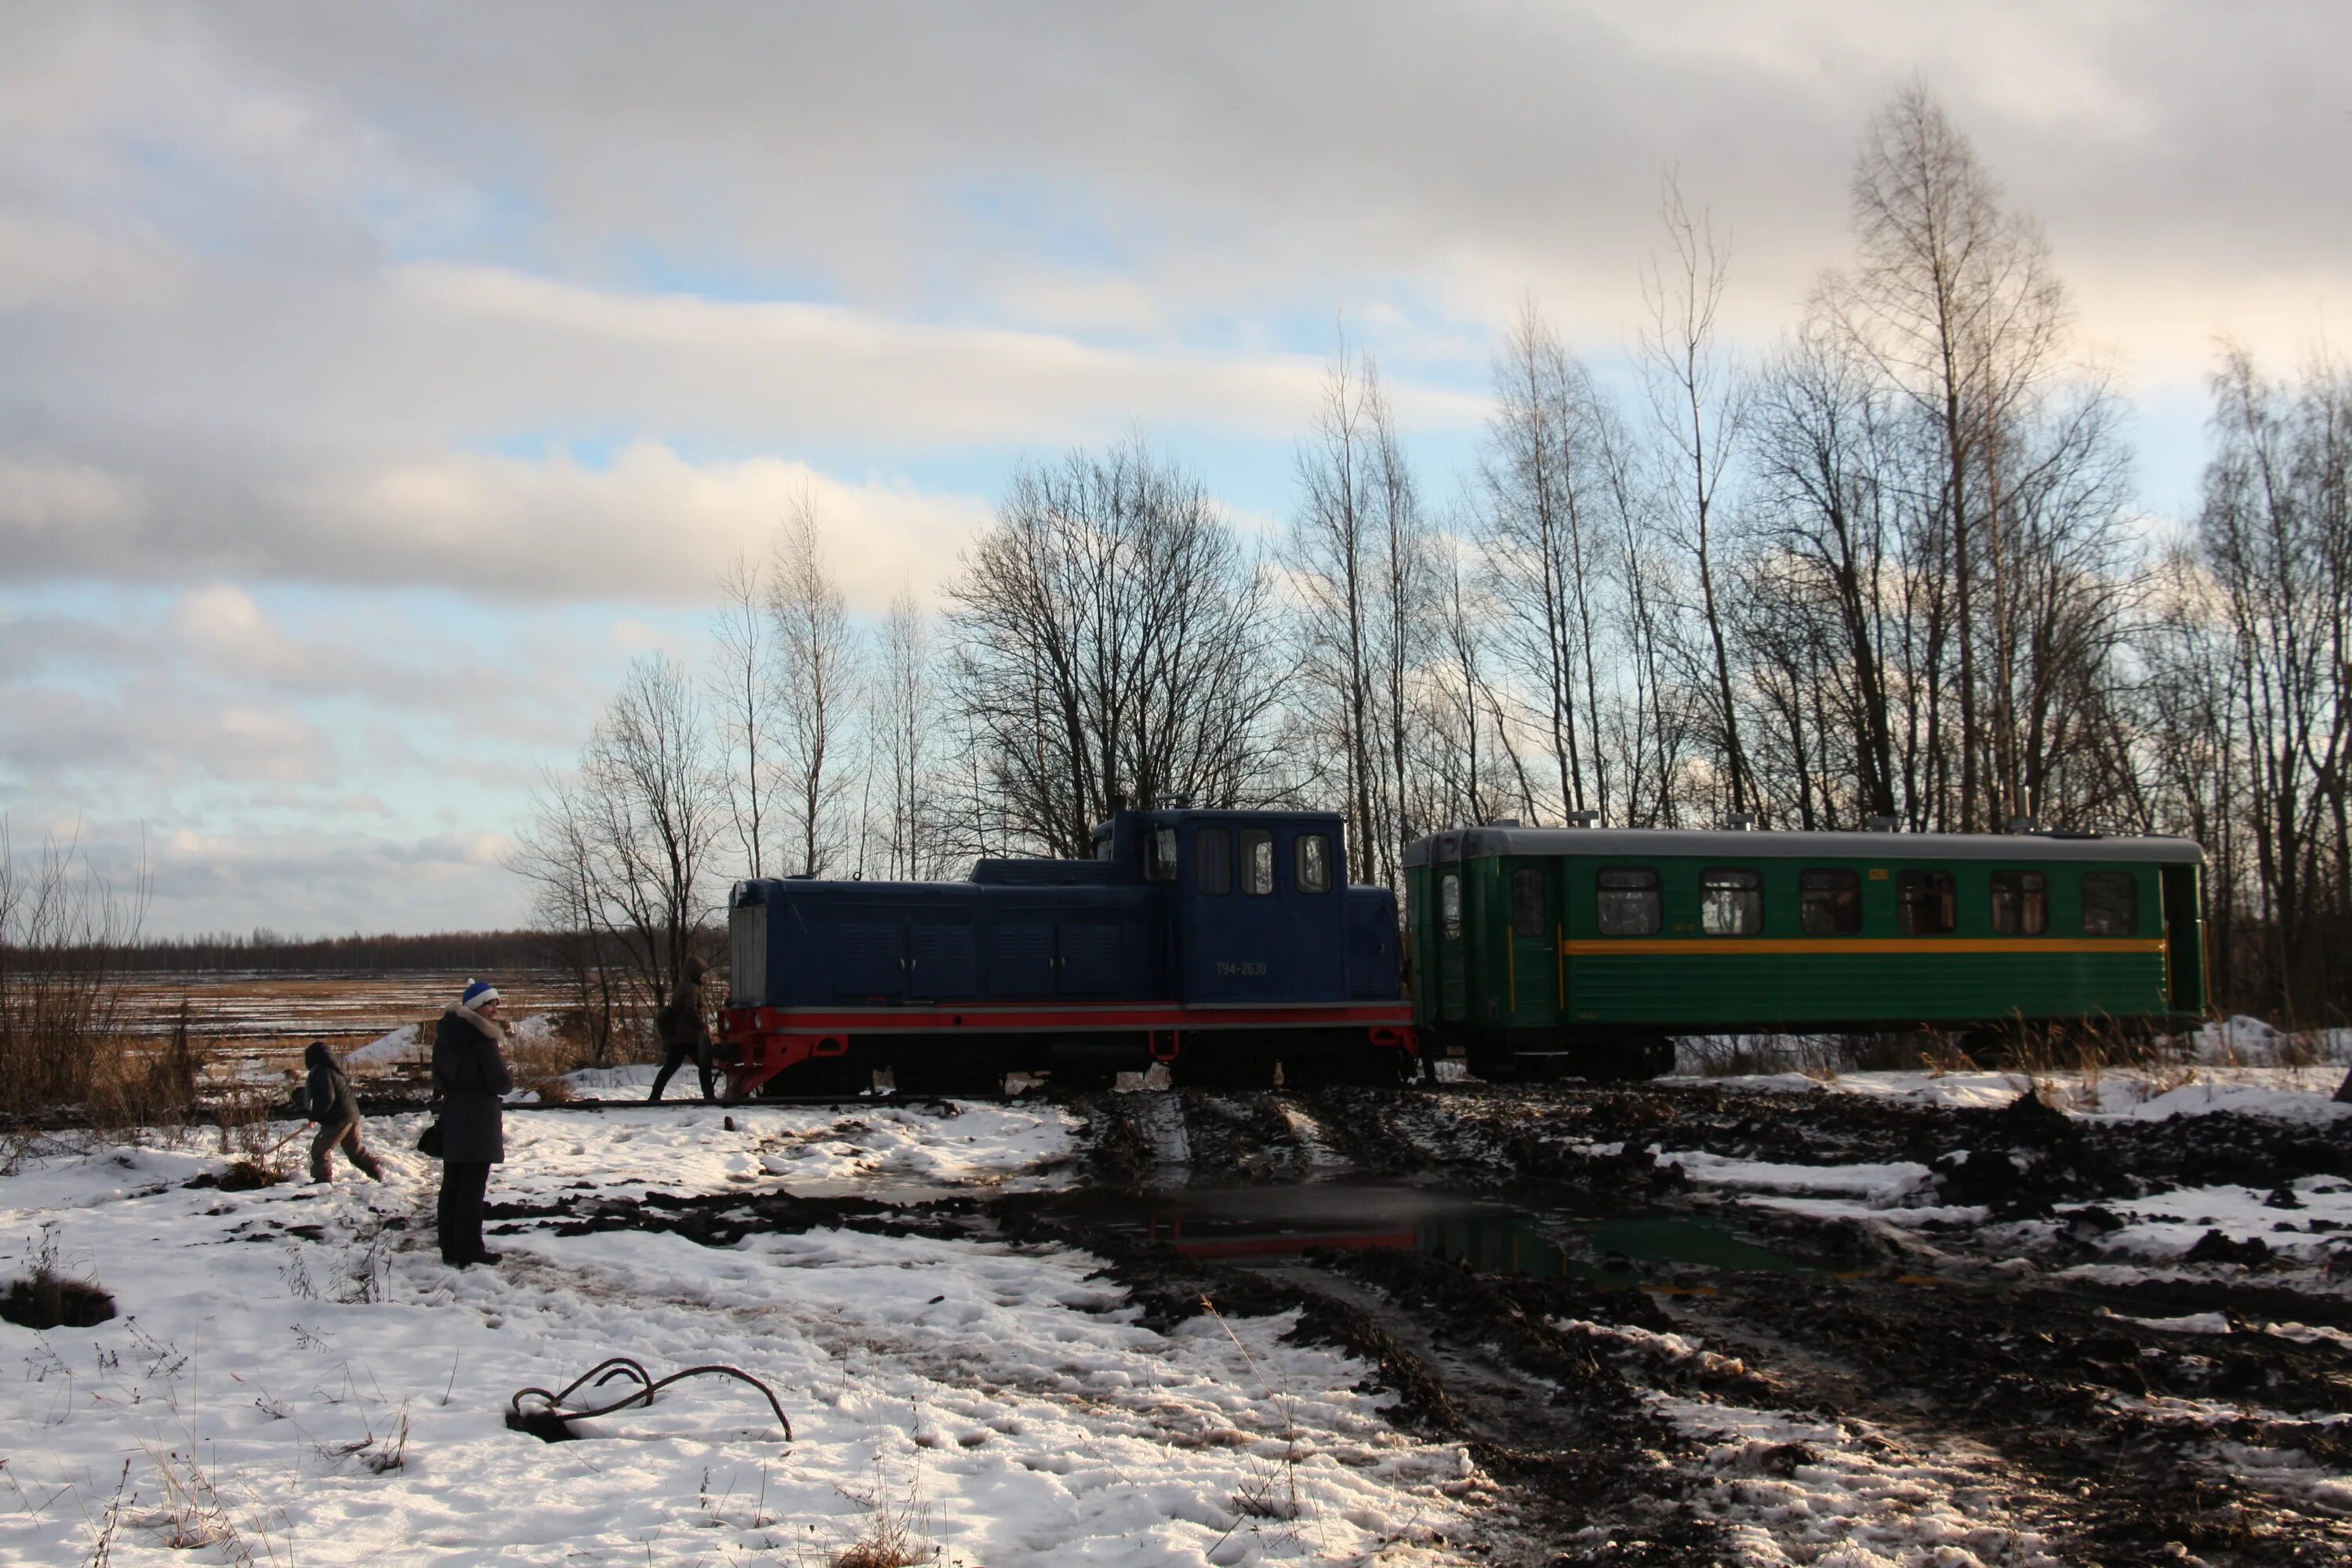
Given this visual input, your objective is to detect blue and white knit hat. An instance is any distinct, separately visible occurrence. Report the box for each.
[461,979,500,1010]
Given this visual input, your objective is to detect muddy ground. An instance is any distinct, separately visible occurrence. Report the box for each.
[490,1083,2352,1566]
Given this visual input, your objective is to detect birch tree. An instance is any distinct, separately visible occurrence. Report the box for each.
[768,492,861,877]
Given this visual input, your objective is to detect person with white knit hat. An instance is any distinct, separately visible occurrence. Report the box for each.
[430,978,514,1267]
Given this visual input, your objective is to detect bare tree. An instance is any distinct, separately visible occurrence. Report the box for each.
[2196,347,2352,1023]
[512,655,723,1048]
[768,492,862,877]
[1287,337,1384,875]
[946,437,1283,858]
[1747,318,1908,822]
[1374,372,1437,864]
[1480,301,1613,823]
[510,774,629,1065]
[1831,82,2072,829]
[1641,173,1754,817]
[710,551,775,878]
[873,587,945,880]
[1285,339,1433,887]
[1417,528,1525,831]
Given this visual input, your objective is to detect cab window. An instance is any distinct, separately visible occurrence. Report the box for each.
[1596,868,1661,936]
[2082,871,2138,935]
[1196,826,1231,895]
[1295,832,1332,894]
[1240,829,1275,896]
[1896,869,1957,935]
[1990,870,2049,935]
[1511,868,1545,937]
[1700,868,1763,935]
[1800,869,1862,935]
[1439,872,1463,940]
[1146,826,1178,884]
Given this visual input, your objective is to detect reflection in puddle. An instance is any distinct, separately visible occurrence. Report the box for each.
[1054,1179,1817,1288]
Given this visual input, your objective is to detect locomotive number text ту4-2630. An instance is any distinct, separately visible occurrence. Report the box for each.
[1216,961,1269,977]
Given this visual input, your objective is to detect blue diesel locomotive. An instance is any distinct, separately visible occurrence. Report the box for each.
[718,808,1417,1094]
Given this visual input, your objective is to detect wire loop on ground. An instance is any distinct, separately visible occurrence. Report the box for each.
[507,1357,791,1443]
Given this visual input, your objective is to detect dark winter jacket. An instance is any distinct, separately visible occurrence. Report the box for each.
[432,1006,514,1163]
[658,984,712,1050]
[303,1042,360,1127]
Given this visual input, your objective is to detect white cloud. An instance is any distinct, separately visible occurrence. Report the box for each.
[125,825,531,935]
[0,441,999,609]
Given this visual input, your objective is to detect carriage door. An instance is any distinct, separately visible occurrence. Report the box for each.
[1434,836,1466,1020]
[2161,864,2206,1012]
[1506,862,1552,1022]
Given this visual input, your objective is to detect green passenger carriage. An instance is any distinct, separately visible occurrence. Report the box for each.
[1400,825,2207,1078]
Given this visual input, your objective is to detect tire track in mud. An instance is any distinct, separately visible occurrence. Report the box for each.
[1060,1083,2352,1564]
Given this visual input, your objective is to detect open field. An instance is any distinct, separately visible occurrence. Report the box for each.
[112,970,577,1044]
[97,970,586,1096]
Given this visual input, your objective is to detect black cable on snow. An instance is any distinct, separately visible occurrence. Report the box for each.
[506,1356,792,1443]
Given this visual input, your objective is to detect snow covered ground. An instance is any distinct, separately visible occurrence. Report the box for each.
[1678,1060,2350,1118]
[1642,1065,2352,1278]
[1,1102,1475,1566]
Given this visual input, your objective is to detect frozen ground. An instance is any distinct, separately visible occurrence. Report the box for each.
[1079,1074,2352,1564]
[0,1101,1475,1566]
[12,1051,2349,1567]
[1673,1060,2350,1117]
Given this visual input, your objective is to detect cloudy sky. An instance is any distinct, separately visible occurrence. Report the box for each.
[2,1,2346,937]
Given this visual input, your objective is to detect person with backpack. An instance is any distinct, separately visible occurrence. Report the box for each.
[431,979,514,1267]
[648,957,717,1103]
[302,1040,385,1183]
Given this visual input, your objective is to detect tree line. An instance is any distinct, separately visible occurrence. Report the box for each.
[514,85,2350,1034]
[96,929,548,974]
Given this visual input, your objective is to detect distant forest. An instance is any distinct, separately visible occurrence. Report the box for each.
[114,930,552,974]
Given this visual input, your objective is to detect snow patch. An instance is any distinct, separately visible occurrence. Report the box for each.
[0,1105,1470,1566]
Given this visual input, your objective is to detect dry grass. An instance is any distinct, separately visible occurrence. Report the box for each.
[1686,1033,1846,1078]
[804,1460,942,1568]
[206,1084,298,1185]
[505,1025,582,1101]
[129,1440,282,1566]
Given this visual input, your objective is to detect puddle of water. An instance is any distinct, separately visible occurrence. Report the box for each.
[1050,1178,1818,1288]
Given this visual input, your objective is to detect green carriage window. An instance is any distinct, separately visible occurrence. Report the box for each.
[1196,827,1231,896]
[2082,871,2138,935]
[1596,868,1660,936]
[1700,868,1764,936]
[1240,829,1274,896]
[1296,832,1332,894]
[1990,870,2048,935]
[1511,868,1545,938]
[1440,872,1463,940]
[1896,869,1956,935]
[1800,869,1862,935]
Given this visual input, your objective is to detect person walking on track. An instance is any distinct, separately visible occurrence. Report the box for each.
[303,1040,385,1183]
[432,979,514,1267]
[648,957,718,1104]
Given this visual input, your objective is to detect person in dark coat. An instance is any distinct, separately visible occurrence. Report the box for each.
[303,1040,384,1183]
[648,957,717,1103]
[432,979,514,1267]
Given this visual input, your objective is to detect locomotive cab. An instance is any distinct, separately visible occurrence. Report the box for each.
[1092,809,1398,1007]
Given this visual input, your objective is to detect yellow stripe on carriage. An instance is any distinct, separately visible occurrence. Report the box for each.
[1558,937,2169,957]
